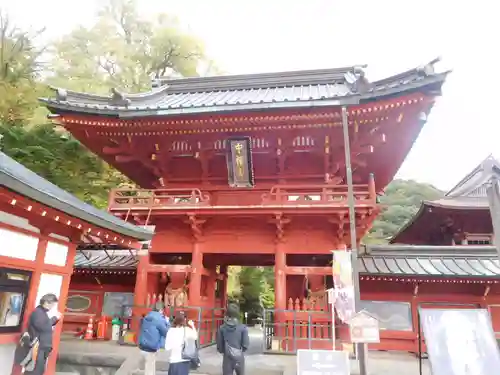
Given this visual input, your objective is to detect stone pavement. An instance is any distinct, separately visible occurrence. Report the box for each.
[57,329,432,375]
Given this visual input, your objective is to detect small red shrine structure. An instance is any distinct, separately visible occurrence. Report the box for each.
[41,60,448,350]
[0,152,152,375]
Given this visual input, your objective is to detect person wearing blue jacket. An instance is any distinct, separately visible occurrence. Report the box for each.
[138,302,170,375]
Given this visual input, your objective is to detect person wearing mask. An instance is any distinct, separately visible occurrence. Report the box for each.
[216,304,250,375]
[164,313,198,375]
[23,293,62,375]
[138,303,170,375]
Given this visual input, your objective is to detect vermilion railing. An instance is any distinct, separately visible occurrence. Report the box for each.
[109,188,211,209]
[260,184,373,205]
[108,176,377,211]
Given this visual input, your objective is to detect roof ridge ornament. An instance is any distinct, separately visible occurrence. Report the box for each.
[52,87,68,102]
[110,88,131,107]
[344,66,372,94]
[416,57,441,77]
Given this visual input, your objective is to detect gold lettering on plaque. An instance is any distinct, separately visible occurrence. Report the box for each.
[234,142,244,178]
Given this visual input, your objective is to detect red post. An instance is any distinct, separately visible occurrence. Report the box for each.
[189,242,203,306]
[132,250,149,332]
[368,173,376,202]
[275,242,287,341]
[220,265,228,308]
[274,242,286,311]
[44,242,77,375]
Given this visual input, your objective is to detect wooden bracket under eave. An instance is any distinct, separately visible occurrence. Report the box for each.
[413,284,419,297]
[484,285,491,299]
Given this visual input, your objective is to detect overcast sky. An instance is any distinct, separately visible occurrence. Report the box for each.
[1,0,497,191]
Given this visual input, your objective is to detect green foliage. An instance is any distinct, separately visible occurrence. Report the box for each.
[47,0,207,93]
[0,123,125,208]
[233,267,274,321]
[0,5,446,314]
[364,179,444,243]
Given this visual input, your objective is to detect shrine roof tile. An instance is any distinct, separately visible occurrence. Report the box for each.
[74,250,138,269]
[74,246,500,278]
[360,245,500,277]
[0,152,153,241]
[39,59,448,117]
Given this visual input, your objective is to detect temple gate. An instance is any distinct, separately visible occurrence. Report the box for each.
[41,61,448,350]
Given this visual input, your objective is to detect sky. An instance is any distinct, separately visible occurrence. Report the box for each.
[1,0,498,191]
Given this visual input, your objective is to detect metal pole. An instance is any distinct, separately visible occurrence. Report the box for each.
[341,106,368,375]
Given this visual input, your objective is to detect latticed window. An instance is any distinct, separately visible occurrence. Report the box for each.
[465,234,492,245]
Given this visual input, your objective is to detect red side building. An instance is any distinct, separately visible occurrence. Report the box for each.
[0,152,152,375]
[358,156,500,352]
[40,61,448,350]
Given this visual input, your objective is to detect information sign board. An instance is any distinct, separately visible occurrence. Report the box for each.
[297,349,349,375]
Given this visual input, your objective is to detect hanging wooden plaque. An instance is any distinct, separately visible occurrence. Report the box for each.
[226,137,254,188]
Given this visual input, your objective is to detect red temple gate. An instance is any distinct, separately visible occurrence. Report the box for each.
[42,61,448,350]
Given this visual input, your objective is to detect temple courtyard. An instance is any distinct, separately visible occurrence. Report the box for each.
[56,328,431,375]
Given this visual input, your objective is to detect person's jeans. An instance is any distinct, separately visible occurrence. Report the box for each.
[141,350,157,375]
[25,348,50,375]
[223,355,245,375]
[168,361,190,375]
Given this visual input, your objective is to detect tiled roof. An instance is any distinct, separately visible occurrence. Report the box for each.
[74,246,500,278]
[40,59,448,117]
[74,250,138,269]
[360,245,500,277]
[0,152,153,241]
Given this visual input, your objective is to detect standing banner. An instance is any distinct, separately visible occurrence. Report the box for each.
[420,308,500,375]
[331,251,355,323]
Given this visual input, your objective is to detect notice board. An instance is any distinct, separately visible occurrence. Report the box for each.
[419,308,500,375]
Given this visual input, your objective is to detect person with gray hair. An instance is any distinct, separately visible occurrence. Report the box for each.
[24,293,62,375]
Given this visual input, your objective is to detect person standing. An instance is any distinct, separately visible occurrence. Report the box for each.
[138,303,170,375]
[164,313,198,375]
[24,293,62,375]
[216,304,250,375]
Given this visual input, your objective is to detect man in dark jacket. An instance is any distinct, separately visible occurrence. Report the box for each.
[216,304,250,375]
[25,293,61,375]
[138,303,169,375]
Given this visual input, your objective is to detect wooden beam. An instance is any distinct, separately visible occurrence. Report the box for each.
[147,263,211,276]
[285,266,331,275]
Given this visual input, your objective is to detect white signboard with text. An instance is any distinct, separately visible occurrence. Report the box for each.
[349,310,380,344]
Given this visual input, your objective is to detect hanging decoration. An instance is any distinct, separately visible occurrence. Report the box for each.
[332,250,356,323]
[226,136,255,188]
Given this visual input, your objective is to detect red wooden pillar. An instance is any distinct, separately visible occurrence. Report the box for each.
[11,235,48,375]
[134,250,149,307]
[132,250,149,331]
[207,269,217,307]
[220,265,228,308]
[189,242,203,306]
[275,242,287,311]
[275,242,287,340]
[45,243,76,375]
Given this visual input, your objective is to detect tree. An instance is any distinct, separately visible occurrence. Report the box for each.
[0,123,125,208]
[0,11,46,125]
[364,179,444,243]
[48,0,207,94]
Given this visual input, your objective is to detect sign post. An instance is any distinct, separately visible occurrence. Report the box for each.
[327,288,336,349]
[349,310,380,344]
[341,105,368,375]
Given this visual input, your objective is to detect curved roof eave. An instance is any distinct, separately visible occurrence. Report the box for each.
[0,152,153,241]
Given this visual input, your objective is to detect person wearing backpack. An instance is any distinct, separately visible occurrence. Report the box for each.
[216,304,250,375]
[138,302,170,375]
